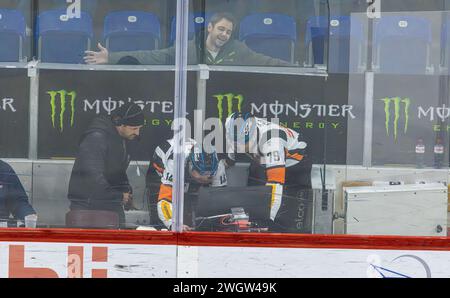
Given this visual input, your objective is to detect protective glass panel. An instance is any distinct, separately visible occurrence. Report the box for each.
[2,0,448,237]
[345,10,449,237]
[180,0,329,233]
[0,0,32,228]
[0,0,179,230]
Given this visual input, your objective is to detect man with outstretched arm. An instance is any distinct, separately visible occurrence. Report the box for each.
[84,12,292,67]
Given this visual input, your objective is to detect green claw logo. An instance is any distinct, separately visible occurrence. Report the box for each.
[213,93,244,122]
[380,97,411,141]
[48,90,76,132]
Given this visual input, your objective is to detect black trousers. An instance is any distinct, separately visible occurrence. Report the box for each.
[248,160,313,233]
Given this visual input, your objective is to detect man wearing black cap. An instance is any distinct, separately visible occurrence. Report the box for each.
[67,102,144,227]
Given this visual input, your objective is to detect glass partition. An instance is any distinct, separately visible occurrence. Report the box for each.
[0,0,33,228]
[181,0,329,233]
[344,9,449,237]
[0,0,180,230]
[1,0,449,237]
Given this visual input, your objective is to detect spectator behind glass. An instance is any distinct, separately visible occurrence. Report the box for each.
[0,160,37,227]
[84,12,293,66]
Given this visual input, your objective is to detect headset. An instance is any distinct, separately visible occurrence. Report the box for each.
[112,104,143,126]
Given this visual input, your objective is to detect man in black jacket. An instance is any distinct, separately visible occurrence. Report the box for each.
[67,103,144,227]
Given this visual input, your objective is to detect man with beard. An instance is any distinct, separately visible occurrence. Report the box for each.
[84,12,292,66]
[67,102,144,227]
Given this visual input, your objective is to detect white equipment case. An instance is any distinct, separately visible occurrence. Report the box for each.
[344,183,447,236]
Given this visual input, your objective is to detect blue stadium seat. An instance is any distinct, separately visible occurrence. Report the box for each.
[239,13,297,63]
[0,9,26,62]
[373,15,432,74]
[305,15,364,73]
[37,9,93,64]
[169,13,210,45]
[104,11,160,52]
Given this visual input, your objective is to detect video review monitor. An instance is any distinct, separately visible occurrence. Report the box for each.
[195,185,272,221]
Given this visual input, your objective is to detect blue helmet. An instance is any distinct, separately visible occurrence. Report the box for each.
[225,112,257,145]
[188,145,219,176]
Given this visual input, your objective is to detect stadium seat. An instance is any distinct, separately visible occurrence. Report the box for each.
[37,9,93,64]
[169,13,210,45]
[239,13,297,63]
[104,11,160,52]
[373,15,432,74]
[0,9,26,62]
[305,15,364,73]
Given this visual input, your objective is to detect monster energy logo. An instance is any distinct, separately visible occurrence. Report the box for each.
[48,90,76,132]
[380,97,411,141]
[213,93,244,122]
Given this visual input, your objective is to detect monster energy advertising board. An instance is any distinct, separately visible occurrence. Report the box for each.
[0,69,29,158]
[38,70,196,160]
[371,75,448,166]
[206,72,357,164]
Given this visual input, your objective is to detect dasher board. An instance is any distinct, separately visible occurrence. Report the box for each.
[344,183,447,237]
